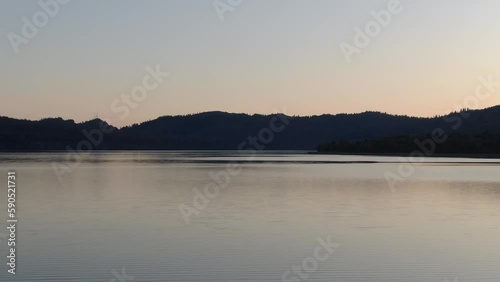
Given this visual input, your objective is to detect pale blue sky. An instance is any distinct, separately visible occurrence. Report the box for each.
[2,0,500,126]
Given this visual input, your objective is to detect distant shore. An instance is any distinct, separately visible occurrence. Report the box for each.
[310,151,500,159]
[2,149,500,160]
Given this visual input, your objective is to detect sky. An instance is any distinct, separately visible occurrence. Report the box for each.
[1,0,500,127]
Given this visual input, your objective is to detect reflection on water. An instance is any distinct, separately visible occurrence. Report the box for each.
[0,151,499,281]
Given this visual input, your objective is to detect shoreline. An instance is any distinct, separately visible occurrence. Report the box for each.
[0,149,500,159]
[309,151,500,159]
[2,149,500,160]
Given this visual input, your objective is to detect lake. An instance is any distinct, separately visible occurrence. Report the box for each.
[0,151,499,281]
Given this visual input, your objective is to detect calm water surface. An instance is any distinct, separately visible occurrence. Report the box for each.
[0,151,499,282]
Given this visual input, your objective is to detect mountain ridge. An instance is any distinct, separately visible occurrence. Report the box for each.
[1,105,500,151]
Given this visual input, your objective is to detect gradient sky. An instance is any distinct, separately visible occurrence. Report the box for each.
[2,0,500,127]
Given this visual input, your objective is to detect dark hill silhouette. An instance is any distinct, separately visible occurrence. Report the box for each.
[1,105,500,151]
[318,132,500,156]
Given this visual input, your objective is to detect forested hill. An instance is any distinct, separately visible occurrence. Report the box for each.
[1,106,500,151]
